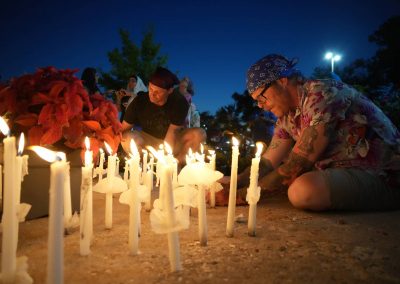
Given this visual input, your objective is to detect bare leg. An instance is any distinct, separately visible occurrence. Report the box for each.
[287,171,331,211]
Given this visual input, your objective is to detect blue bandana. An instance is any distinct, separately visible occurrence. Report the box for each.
[246,54,299,94]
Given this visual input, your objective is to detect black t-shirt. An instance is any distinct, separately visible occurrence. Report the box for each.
[123,89,189,139]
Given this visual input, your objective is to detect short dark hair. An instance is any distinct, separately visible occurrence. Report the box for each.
[149,67,179,90]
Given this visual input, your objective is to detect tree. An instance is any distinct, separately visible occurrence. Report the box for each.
[99,28,168,92]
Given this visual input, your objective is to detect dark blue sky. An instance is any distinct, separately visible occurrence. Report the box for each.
[1,0,399,113]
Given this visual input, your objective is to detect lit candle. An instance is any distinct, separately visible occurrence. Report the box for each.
[226,137,239,237]
[104,142,116,229]
[161,162,182,271]
[128,139,141,255]
[164,142,178,188]
[80,137,93,255]
[148,146,182,271]
[64,162,72,228]
[248,142,263,237]
[142,149,148,184]
[31,146,67,284]
[98,148,105,181]
[144,155,154,211]
[155,144,164,187]
[197,184,207,246]
[0,117,18,283]
[207,150,217,208]
[123,158,130,184]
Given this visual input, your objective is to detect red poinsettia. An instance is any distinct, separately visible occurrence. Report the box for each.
[0,67,121,160]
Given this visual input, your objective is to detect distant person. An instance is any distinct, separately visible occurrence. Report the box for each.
[115,74,140,121]
[219,53,400,211]
[81,67,102,96]
[121,67,206,163]
[177,76,200,128]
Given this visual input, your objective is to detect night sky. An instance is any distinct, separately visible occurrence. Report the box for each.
[1,0,399,113]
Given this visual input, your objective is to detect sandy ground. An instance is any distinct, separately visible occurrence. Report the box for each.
[10,189,400,283]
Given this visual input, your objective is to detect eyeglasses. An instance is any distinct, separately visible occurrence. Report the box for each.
[255,83,271,104]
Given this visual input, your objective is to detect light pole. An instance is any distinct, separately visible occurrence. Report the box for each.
[324,52,341,73]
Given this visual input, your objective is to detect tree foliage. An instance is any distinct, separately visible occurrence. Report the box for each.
[99,28,168,91]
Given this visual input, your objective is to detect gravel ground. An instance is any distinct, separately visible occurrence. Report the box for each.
[13,189,400,283]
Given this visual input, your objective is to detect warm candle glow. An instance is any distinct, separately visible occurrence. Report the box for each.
[200,144,204,154]
[164,142,173,155]
[18,133,25,155]
[85,137,90,150]
[104,142,112,155]
[130,139,139,156]
[0,116,10,136]
[147,146,165,163]
[208,149,215,155]
[30,146,65,162]
[99,148,104,155]
[188,148,193,156]
[255,142,263,158]
[232,137,239,147]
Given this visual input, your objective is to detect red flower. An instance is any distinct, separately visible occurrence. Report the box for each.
[0,67,122,161]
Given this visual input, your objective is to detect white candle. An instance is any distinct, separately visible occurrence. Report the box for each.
[128,140,140,255]
[142,149,148,184]
[197,184,207,246]
[123,158,129,184]
[31,146,66,284]
[0,118,18,283]
[104,142,116,229]
[248,142,263,237]
[80,137,93,255]
[226,137,239,237]
[144,155,154,211]
[98,148,105,181]
[161,163,182,271]
[208,150,217,208]
[64,162,72,227]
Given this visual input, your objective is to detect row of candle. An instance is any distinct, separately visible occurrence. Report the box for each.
[0,114,264,279]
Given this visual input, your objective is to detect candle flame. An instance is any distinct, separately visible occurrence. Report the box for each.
[99,148,104,154]
[232,137,239,146]
[147,146,165,163]
[142,149,148,155]
[195,152,203,162]
[188,148,193,156]
[30,146,65,163]
[85,136,90,150]
[164,141,173,155]
[104,142,112,155]
[208,149,215,155]
[0,116,10,136]
[200,143,204,154]
[18,133,25,155]
[130,139,139,156]
[255,142,263,158]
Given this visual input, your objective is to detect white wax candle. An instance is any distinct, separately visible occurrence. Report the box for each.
[226,137,239,237]
[105,143,116,229]
[80,166,92,255]
[64,162,72,226]
[248,143,263,237]
[208,150,216,208]
[80,137,93,255]
[161,164,182,272]
[144,167,153,211]
[48,156,66,284]
[197,184,208,246]
[98,149,105,181]
[1,133,17,283]
[142,150,148,184]
[128,153,140,255]
[123,158,129,184]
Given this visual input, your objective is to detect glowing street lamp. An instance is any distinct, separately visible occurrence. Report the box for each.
[324,52,341,73]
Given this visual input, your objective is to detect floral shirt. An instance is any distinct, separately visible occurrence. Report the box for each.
[274,79,400,172]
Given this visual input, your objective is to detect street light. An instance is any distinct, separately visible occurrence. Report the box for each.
[324,52,341,73]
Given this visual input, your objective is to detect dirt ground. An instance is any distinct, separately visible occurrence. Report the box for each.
[12,188,400,283]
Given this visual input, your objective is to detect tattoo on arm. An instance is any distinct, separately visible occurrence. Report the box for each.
[260,152,314,192]
[269,140,281,150]
[297,126,318,155]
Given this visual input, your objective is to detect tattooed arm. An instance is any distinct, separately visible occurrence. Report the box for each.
[259,123,333,191]
[236,135,294,188]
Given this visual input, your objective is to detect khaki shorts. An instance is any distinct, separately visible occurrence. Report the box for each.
[321,168,400,211]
